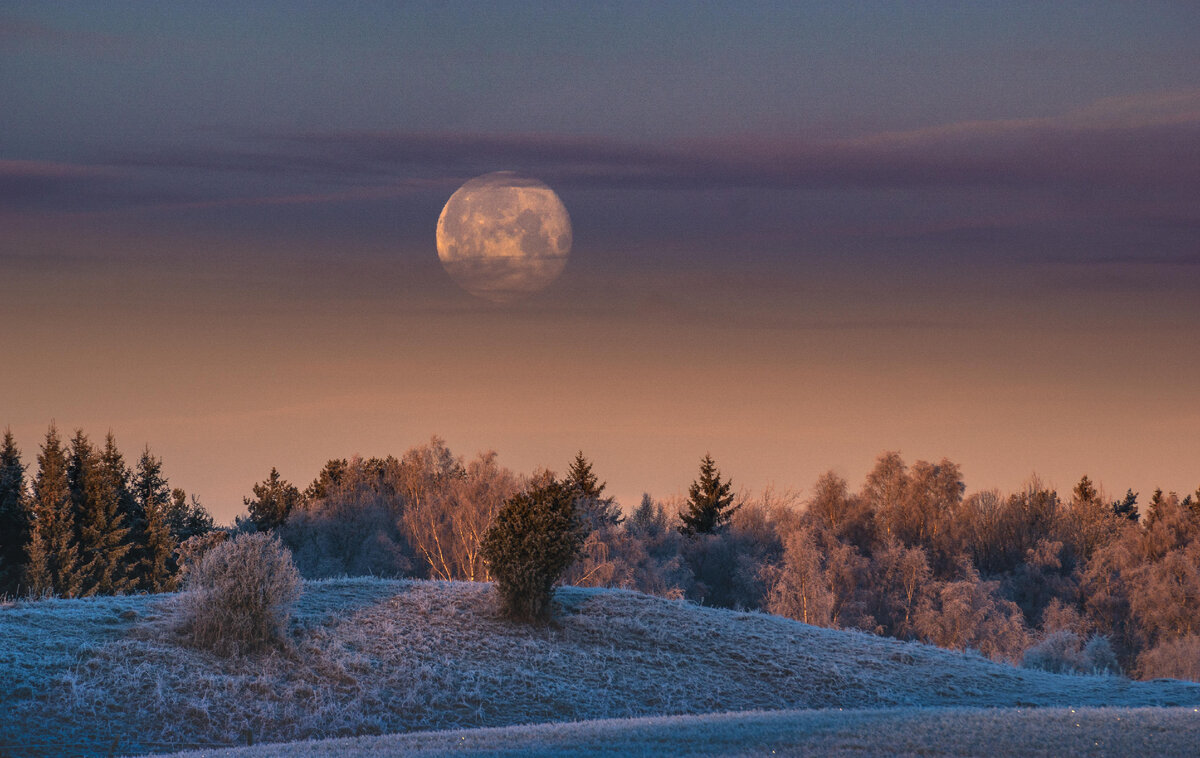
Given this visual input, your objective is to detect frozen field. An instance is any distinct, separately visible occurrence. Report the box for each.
[3,578,1199,757]
[156,706,1200,758]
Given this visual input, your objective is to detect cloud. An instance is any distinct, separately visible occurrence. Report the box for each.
[0,160,118,203]
[0,159,207,212]
[110,89,1200,194]
[7,90,1200,221]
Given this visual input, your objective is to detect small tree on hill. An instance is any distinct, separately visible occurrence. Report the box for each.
[481,477,584,621]
[679,454,737,535]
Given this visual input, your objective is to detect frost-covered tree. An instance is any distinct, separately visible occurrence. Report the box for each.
[628,493,660,535]
[871,540,933,638]
[679,454,737,535]
[0,429,29,595]
[764,526,833,626]
[25,424,82,597]
[1069,474,1120,562]
[283,455,414,579]
[395,436,464,509]
[914,563,1029,663]
[395,441,515,581]
[862,451,908,542]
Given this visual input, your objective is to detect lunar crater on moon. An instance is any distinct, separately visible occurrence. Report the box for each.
[436,172,572,303]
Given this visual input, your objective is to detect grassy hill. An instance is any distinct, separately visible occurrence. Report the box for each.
[3,578,1199,757]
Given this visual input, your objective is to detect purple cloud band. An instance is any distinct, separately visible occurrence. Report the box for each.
[4,90,1199,213]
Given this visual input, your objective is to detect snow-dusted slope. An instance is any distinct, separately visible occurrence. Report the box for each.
[3,578,1199,757]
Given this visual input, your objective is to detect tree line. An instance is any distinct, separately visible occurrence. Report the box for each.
[4,426,1199,680]
[0,425,213,597]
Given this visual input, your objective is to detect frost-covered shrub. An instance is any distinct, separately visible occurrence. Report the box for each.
[175,530,228,581]
[176,532,301,655]
[481,478,584,621]
[1137,635,1200,682]
[1022,630,1121,676]
[1082,634,1121,675]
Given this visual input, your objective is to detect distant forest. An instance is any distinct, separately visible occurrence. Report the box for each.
[2,425,1199,681]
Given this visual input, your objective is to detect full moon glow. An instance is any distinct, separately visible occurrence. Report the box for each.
[436,172,572,303]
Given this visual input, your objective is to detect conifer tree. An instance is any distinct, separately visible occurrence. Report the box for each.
[166,488,215,542]
[679,454,738,535]
[1073,475,1099,508]
[1145,488,1166,526]
[565,451,621,529]
[304,458,350,502]
[0,428,29,595]
[481,476,585,621]
[132,447,177,592]
[76,433,134,596]
[25,424,82,597]
[1111,489,1139,522]
[66,430,94,544]
[244,467,302,532]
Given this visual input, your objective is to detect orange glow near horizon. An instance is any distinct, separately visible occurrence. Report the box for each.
[3,221,1196,522]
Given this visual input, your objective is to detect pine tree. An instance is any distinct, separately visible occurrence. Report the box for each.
[564,451,621,529]
[304,458,350,502]
[132,447,177,592]
[26,424,82,597]
[1111,489,1139,523]
[0,429,29,595]
[1145,488,1166,526]
[244,467,302,532]
[66,430,94,545]
[1073,475,1099,507]
[76,433,134,596]
[165,488,214,542]
[679,454,738,535]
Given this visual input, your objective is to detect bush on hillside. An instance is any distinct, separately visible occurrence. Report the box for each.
[1022,630,1121,676]
[176,532,301,655]
[481,478,584,621]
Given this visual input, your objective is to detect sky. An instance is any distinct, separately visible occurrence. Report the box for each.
[2,2,1199,522]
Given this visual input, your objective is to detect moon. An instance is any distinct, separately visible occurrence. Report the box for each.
[436,172,572,303]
